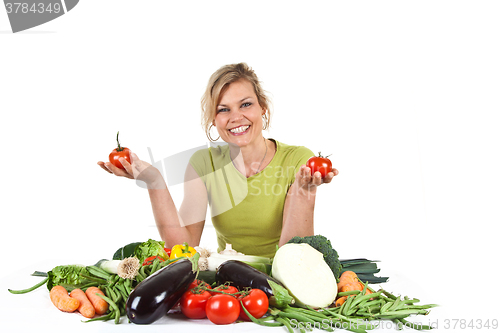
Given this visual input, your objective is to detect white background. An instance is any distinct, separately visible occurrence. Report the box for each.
[1,1,499,332]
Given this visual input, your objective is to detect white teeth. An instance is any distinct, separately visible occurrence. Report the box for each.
[230,125,250,133]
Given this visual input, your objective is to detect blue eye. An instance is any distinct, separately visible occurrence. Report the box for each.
[217,108,229,113]
[242,102,252,108]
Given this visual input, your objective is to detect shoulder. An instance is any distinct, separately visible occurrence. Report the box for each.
[189,143,230,176]
[273,139,314,165]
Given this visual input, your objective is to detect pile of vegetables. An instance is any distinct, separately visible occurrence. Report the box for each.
[8,235,436,332]
[7,239,196,323]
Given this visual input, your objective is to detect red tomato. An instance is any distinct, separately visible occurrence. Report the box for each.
[142,256,165,266]
[164,247,171,257]
[306,153,333,178]
[211,285,239,296]
[188,279,212,291]
[239,289,269,321]
[109,131,131,170]
[206,294,241,325]
[180,290,211,319]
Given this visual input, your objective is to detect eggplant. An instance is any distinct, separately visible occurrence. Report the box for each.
[126,257,197,324]
[215,260,284,298]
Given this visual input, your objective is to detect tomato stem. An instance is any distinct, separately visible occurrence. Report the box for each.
[116,131,124,152]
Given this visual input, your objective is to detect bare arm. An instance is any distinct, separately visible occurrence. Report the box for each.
[279,165,338,246]
[145,164,208,248]
[98,151,207,248]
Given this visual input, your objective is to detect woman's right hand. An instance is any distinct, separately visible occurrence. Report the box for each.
[97,151,164,188]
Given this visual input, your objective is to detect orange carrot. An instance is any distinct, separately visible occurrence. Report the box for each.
[340,281,363,293]
[335,296,347,307]
[337,271,359,292]
[85,287,109,315]
[50,286,80,313]
[70,288,95,318]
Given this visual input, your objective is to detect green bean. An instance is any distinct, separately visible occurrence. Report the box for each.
[239,302,283,327]
[406,304,439,310]
[105,286,119,303]
[342,296,354,316]
[115,283,129,301]
[275,316,294,333]
[289,307,330,320]
[380,301,393,313]
[79,273,108,284]
[360,299,385,309]
[124,278,132,295]
[96,293,121,324]
[337,290,361,297]
[8,277,49,294]
[387,296,402,311]
[393,318,404,331]
[402,298,420,304]
[83,311,115,323]
[150,259,160,273]
[278,311,333,332]
[381,309,428,316]
[380,289,398,300]
[80,282,99,291]
[350,292,382,309]
[86,266,111,280]
[399,318,434,330]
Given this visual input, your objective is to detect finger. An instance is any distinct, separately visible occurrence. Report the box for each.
[97,161,112,174]
[302,166,312,180]
[322,172,335,183]
[119,157,133,175]
[129,151,139,163]
[312,171,322,186]
[105,162,132,178]
[332,168,339,176]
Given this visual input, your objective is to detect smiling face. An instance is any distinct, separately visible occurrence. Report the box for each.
[214,79,265,148]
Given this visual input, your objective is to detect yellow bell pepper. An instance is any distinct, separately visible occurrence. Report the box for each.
[170,242,196,259]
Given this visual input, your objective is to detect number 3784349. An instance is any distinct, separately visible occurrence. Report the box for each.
[5,2,62,14]
[444,319,498,330]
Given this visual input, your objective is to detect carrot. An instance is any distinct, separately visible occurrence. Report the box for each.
[340,281,363,293]
[337,271,359,292]
[50,285,80,313]
[85,287,109,315]
[335,296,347,307]
[70,288,95,318]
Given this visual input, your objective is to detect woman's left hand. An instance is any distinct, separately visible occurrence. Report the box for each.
[294,165,339,191]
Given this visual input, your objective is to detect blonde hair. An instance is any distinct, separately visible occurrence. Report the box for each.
[201,63,271,141]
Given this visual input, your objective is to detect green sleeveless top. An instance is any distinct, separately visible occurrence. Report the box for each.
[189,139,314,258]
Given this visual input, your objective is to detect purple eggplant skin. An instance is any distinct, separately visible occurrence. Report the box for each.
[126,258,196,324]
[215,260,284,298]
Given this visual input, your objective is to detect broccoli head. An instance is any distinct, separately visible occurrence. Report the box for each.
[287,235,341,281]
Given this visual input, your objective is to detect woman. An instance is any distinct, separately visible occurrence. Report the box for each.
[97,63,338,257]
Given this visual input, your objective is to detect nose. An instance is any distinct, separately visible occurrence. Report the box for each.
[229,109,244,123]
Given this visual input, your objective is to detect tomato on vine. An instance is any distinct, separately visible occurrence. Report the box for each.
[180,289,211,319]
[206,293,241,325]
[306,152,333,178]
[211,284,239,296]
[109,131,130,170]
[239,288,269,321]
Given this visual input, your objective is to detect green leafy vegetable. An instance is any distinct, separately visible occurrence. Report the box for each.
[134,239,169,264]
[267,279,295,309]
[47,265,94,291]
[112,242,142,260]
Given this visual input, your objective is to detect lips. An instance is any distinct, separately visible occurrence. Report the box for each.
[228,125,250,135]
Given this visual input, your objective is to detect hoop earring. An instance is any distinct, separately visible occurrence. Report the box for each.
[262,113,269,130]
[208,124,220,142]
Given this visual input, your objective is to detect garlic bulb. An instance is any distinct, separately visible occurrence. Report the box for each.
[218,244,243,255]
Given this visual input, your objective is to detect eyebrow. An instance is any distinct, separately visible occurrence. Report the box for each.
[218,97,253,108]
